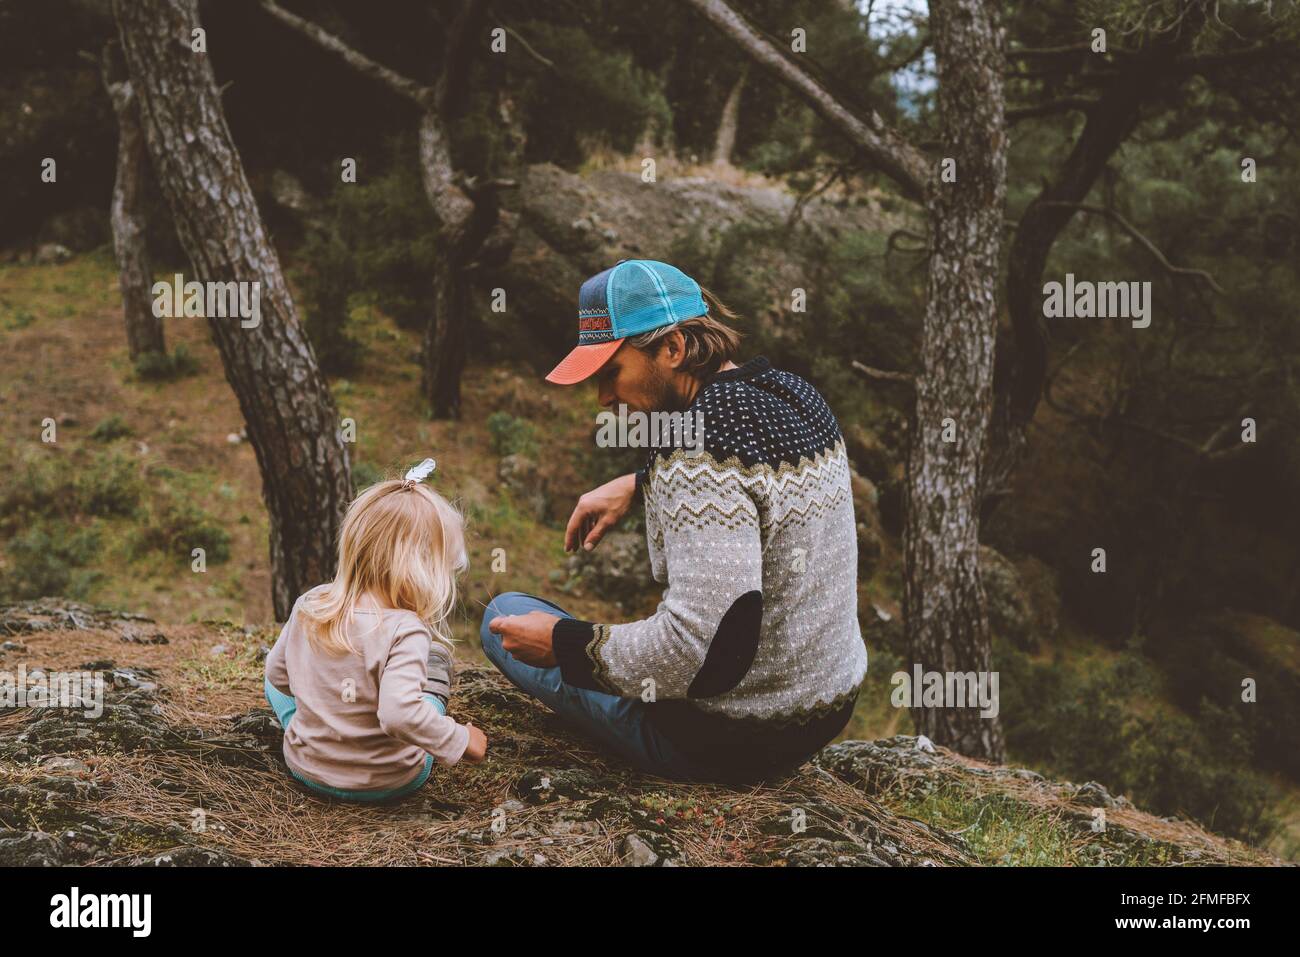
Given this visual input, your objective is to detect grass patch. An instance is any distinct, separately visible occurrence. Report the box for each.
[133,345,200,381]
[0,519,103,602]
[91,415,134,442]
[131,469,233,566]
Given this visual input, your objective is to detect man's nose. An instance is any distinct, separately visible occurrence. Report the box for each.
[598,385,616,408]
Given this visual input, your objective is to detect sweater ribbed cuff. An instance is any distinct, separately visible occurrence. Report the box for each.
[551,617,605,692]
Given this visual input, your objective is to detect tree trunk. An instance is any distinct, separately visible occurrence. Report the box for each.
[113,0,351,620]
[984,82,1144,510]
[416,107,478,419]
[712,65,748,165]
[102,47,165,361]
[903,0,1007,761]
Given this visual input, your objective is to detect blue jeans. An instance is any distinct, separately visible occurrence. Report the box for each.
[479,591,700,780]
[263,676,437,803]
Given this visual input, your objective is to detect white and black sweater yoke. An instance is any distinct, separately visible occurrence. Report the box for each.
[553,357,868,765]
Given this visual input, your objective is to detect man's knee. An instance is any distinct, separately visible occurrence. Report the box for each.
[481,591,525,636]
[479,592,529,666]
[481,590,547,631]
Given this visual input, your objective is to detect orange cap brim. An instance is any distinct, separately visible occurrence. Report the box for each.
[545,340,623,385]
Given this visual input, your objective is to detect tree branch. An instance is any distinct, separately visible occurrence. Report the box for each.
[678,0,928,201]
[1038,201,1225,293]
[1006,97,1099,123]
[489,13,556,70]
[259,0,432,106]
[852,359,916,388]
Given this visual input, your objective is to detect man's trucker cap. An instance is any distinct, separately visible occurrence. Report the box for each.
[545,259,708,385]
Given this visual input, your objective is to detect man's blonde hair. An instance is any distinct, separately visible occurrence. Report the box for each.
[298,479,466,657]
[627,286,743,378]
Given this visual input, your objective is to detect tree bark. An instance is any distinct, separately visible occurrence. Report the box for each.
[712,64,748,165]
[102,44,165,361]
[903,0,1007,760]
[113,0,352,620]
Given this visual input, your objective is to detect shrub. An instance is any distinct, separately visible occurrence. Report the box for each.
[0,520,101,601]
[75,453,142,517]
[487,412,538,457]
[312,156,437,333]
[351,460,383,491]
[133,345,199,381]
[90,415,133,442]
[300,226,361,375]
[997,639,1278,845]
[0,453,72,526]
[134,496,232,566]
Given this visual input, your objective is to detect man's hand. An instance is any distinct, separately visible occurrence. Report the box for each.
[489,610,561,667]
[565,473,637,553]
[461,723,488,764]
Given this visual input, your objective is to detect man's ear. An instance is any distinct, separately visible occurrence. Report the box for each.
[662,329,687,371]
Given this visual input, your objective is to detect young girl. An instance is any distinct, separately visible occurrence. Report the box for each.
[263,472,487,802]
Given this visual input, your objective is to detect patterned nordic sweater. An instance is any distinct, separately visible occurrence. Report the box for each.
[552,356,868,780]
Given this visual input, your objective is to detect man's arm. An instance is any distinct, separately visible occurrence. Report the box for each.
[551,453,766,700]
[377,628,473,765]
[564,472,639,553]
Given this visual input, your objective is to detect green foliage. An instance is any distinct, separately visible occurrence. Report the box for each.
[997,639,1278,845]
[75,453,143,517]
[0,453,69,526]
[132,345,199,382]
[3,307,36,330]
[90,415,133,442]
[133,495,232,566]
[0,448,231,585]
[512,22,670,166]
[0,519,102,602]
[317,155,437,333]
[487,411,538,457]
[299,226,361,376]
[351,460,383,491]
[669,220,919,430]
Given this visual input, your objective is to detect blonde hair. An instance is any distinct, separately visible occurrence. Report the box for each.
[298,479,467,657]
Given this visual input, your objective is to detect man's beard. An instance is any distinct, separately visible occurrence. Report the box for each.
[641,363,688,414]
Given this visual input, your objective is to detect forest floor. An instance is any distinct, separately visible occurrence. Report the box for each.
[0,601,1283,866]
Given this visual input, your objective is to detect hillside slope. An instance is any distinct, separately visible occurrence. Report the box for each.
[2,217,1294,861]
[0,600,1282,867]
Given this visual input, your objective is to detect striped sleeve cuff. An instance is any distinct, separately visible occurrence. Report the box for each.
[551,617,609,693]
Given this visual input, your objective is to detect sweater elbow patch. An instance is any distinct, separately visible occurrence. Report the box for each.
[687,590,764,699]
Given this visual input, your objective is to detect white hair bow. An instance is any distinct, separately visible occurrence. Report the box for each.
[403,458,437,487]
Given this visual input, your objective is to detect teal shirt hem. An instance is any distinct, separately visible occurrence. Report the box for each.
[264,675,443,802]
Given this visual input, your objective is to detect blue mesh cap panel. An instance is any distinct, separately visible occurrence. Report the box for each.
[658,262,708,321]
[609,260,708,336]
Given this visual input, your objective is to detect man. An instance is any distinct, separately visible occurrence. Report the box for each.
[482,259,867,784]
